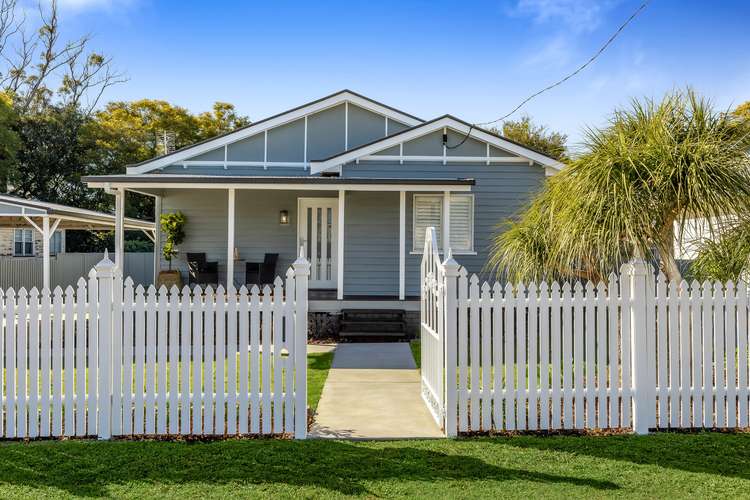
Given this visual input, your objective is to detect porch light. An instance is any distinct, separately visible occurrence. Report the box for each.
[279,210,289,225]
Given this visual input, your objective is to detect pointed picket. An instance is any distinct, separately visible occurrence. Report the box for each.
[226,286,239,435]
[145,285,158,434]
[191,287,204,435]
[28,288,40,438]
[157,286,169,435]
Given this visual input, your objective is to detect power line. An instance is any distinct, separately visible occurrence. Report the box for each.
[446,0,652,149]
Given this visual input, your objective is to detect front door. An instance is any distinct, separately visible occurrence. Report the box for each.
[298,198,338,288]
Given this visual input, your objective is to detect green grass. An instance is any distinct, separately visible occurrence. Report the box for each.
[307,351,333,411]
[410,340,420,369]
[0,433,748,497]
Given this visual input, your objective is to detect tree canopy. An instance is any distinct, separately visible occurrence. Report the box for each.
[498,116,568,161]
[490,89,750,284]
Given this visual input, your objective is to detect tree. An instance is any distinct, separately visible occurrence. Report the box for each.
[734,101,750,121]
[498,116,568,161]
[690,218,750,283]
[490,89,750,283]
[0,91,19,191]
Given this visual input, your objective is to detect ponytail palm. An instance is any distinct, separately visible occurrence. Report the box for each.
[490,89,750,283]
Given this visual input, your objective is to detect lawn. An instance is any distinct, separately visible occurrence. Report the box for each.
[307,351,333,411]
[0,432,747,497]
[410,340,420,368]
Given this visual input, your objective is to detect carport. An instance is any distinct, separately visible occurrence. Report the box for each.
[0,194,155,289]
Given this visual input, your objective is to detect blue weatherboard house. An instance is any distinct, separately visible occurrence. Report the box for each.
[85,90,563,330]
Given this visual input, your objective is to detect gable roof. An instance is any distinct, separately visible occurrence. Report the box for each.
[127,90,424,175]
[309,114,566,175]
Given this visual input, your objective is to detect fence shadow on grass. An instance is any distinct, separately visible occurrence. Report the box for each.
[496,432,750,480]
[0,439,618,496]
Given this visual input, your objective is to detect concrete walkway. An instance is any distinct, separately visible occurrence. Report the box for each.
[310,343,443,439]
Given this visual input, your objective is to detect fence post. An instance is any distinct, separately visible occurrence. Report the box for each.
[627,259,654,434]
[292,249,310,440]
[95,251,116,440]
[442,252,460,437]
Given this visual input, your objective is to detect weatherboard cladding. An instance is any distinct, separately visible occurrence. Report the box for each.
[341,161,545,295]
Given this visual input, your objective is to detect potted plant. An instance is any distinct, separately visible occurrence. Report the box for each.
[157,211,186,288]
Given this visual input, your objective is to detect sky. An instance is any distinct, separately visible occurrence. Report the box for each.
[50,0,750,147]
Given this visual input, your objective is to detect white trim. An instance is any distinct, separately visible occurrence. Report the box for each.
[87,181,473,193]
[310,116,566,174]
[127,91,423,174]
[337,190,345,300]
[486,143,490,165]
[360,155,531,163]
[384,116,389,136]
[48,218,62,236]
[399,144,403,165]
[178,160,308,168]
[263,131,268,170]
[344,102,349,150]
[442,127,447,166]
[399,190,405,301]
[303,116,308,165]
[227,189,236,287]
[22,215,42,233]
[223,144,228,170]
[443,190,450,252]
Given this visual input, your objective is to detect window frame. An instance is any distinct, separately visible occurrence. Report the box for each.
[411,193,475,254]
[13,228,34,256]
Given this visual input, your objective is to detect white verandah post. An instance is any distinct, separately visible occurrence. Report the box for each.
[337,189,345,300]
[153,195,162,282]
[443,190,450,253]
[114,188,125,274]
[293,249,310,439]
[399,190,405,300]
[42,216,50,289]
[227,188,236,287]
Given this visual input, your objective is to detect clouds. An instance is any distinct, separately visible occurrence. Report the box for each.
[55,0,137,13]
[514,0,621,33]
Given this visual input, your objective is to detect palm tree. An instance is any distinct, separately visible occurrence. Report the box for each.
[490,89,750,283]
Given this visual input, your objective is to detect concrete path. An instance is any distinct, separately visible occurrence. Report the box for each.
[310,343,443,439]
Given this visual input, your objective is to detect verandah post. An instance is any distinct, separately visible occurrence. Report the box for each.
[95,251,117,440]
[442,252,460,437]
[292,249,310,439]
[628,259,655,434]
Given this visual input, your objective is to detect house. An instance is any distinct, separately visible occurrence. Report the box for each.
[83,90,563,324]
[0,193,156,289]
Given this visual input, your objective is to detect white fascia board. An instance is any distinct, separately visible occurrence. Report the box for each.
[127,91,423,175]
[86,181,472,193]
[310,116,566,174]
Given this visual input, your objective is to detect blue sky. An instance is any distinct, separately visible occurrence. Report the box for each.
[54,0,750,146]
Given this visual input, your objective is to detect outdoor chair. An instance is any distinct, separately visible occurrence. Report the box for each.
[187,252,219,286]
[245,253,279,286]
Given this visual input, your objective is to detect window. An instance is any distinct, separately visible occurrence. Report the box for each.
[13,228,33,256]
[50,230,64,255]
[413,194,474,253]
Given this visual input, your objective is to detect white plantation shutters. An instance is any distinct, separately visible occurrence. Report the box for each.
[413,194,474,252]
[413,196,443,252]
[449,195,474,252]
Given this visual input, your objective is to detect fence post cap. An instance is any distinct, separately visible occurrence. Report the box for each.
[95,249,117,276]
[293,245,311,275]
[624,258,649,276]
[442,251,461,277]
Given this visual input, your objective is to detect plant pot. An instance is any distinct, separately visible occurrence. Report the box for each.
[157,270,182,289]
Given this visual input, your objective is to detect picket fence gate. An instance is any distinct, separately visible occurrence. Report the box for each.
[0,251,310,440]
[420,227,750,436]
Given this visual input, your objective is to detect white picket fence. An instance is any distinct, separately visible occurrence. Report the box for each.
[0,252,310,440]
[420,227,750,436]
